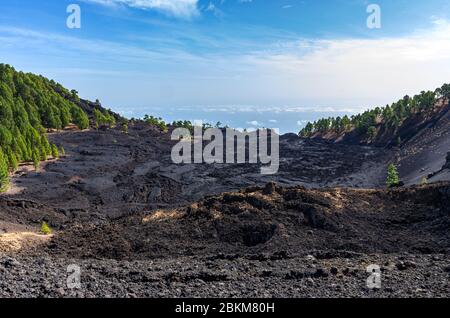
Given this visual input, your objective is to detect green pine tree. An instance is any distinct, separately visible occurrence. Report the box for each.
[32,148,40,171]
[40,146,48,161]
[386,164,400,188]
[41,135,51,156]
[93,108,105,128]
[0,149,10,192]
[51,144,59,159]
[6,148,18,172]
[71,107,89,130]
[367,126,377,141]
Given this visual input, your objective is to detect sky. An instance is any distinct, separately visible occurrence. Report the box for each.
[1,0,450,133]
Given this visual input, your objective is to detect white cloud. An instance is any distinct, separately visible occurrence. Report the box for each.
[247,120,261,126]
[84,0,200,19]
[204,1,223,17]
[239,18,450,109]
[2,19,450,112]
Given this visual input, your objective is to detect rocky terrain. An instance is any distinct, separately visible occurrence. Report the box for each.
[4,124,389,222]
[0,253,448,298]
[0,119,449,298]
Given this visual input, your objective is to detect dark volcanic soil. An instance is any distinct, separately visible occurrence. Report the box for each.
[397,103,450,185]
[0,124,449,298]
[1,253,448,298]
[4,124,389,221]
[43,182,450,259]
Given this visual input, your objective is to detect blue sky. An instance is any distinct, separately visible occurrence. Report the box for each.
[1,0,450,132]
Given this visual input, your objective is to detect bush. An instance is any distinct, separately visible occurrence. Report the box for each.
[41,221,52,235]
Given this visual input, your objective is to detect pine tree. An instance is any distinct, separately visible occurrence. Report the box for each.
[59,146,65,157]
[15,135,28,161]
[40,145,48,161]
[32,148,40,171]
[41,135,51,158]
[0,149,9,192]
[367,126,377,141]
[386,164,400,188]
[51,144,59,159]
[0,125,13,146]
[93,108,105,128]
[106,111,116,127]
[6,148,18,172]
[25,144,33,162]
[71,106,89,130]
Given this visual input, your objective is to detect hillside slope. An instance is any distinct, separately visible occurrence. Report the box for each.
[300,85,450,185]
[395,105,450,185]
[300,85,450,147]
[0,63,123,191]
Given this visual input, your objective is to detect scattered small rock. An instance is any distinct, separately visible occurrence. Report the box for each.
[396,262,407,270]
[330,267,339,275]
[396,261,416,271]
[262,182,277,195]
[314,268,329,278]
[0,257,21,268]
